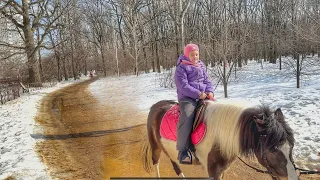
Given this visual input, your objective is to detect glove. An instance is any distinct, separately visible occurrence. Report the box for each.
[207,92,214,100]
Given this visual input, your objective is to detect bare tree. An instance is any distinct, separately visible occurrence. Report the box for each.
[0,0,70,83]
[120,0,149,76]
[0,0,319,88]
[82,0,110,77]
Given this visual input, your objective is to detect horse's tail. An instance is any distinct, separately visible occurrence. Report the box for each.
[141,136,154,173]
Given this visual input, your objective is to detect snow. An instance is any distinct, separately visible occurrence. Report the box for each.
[0,56,319,180]
[0,76,89,180]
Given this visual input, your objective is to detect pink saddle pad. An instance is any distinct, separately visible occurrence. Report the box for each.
[160,104,206,145]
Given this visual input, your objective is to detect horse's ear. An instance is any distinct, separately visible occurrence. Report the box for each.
[254,115,265,125]
[254,118,265,125]
[274,108,284,119]
[254,115,265,131]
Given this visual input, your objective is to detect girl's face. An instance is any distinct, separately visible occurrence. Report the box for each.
[188,50,199,63]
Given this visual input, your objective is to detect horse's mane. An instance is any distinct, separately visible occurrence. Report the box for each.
[204,100,294,160]
[204,100,249,160]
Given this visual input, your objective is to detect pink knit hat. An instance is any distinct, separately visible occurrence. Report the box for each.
[184,44,199,58]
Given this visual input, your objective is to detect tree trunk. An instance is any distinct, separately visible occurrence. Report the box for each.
[84,56,87,76]
[115,43,120,77]
[38,47,43,80]
[151,43,155,72]
[155,40,161,73]
[261,7,267,62]
[279,55,282,70]
[291,0,299,88]
[143,45,147,73]
[70,36,76,80]
[175,22,180,57]
[318,43,320,58]
[63,57,68,81]
[57,56,61,81]
[296,54,300,88]
[223,8,228,98]
[133,26,139,76]
[223,58,228,98]
[139,19,147,74]
[22,0,41,84]
[54,49,61,81]
[114,28,120,77]
[37,28,43,80]
[25,31,41,84]
[237,43,242,68]
[26,49,41,84]
[49,31,62,81]
[178,0,190,54]
[116,15,126,73]
[100,43,107,77]
[179,0,184,49]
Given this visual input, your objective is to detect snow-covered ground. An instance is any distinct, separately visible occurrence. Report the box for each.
[0,77,89,180]
[1,56,319,180]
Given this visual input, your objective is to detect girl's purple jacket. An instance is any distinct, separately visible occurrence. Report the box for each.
[175,55,214,101]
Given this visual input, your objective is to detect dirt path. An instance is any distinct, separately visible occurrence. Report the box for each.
[34,78,319,180]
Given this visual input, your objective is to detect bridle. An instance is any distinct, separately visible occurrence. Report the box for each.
[258,134,279,180]
[252,115,278,179]
[239,134,320,179]
[239,112,320,179]
[238,134,279,180]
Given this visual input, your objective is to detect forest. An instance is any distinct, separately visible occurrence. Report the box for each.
[1,0,319,87]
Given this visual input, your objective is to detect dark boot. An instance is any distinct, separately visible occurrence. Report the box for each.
[178,150,192,164]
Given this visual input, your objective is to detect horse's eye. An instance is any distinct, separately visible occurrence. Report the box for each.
[271,146,279,152]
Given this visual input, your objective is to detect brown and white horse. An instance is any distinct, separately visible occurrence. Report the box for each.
[142,100,298,180]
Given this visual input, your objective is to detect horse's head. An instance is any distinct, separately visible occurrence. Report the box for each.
[253,108,298,180]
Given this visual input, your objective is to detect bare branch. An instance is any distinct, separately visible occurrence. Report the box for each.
[0,41,25,49]
[0,11,24,29]
[0,51,25,60]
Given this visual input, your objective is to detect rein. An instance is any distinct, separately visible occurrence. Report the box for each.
[239,135,278,180]
[258,135,278,179]
[295,168,320,175]
[237,156,270,174]
[239,156,320,176]
[238,134,320,179]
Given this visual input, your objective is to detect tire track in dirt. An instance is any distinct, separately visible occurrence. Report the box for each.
[34,78,319,180]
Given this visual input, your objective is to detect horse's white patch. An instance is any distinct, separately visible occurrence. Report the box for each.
[161,138,179,163]
[193,138,212,172]
[161,137,212,174]
[154,163,160,177]
[280,141,298,180]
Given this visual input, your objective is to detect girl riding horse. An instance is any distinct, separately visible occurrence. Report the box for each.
[142,99,298,180]
[175,43,215,164]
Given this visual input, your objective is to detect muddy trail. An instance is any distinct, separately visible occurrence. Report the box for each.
[34,78,319,180]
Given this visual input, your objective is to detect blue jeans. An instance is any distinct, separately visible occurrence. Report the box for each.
[176,97,198,151]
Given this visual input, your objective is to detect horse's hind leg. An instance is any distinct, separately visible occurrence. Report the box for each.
[148,129,162,177]
[170,160,185,177]
[150,143,161,177]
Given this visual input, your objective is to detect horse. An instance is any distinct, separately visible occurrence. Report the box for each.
[141,100,298,180]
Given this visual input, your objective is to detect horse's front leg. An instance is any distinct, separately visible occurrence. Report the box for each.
[207,148,231,180]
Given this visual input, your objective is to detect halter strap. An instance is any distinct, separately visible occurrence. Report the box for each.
[259,135,278,179]
[239,134,320,178]
[238,135,278,180]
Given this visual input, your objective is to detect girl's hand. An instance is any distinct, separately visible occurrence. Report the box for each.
[207,92,214,100]
[199,92,207,100]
